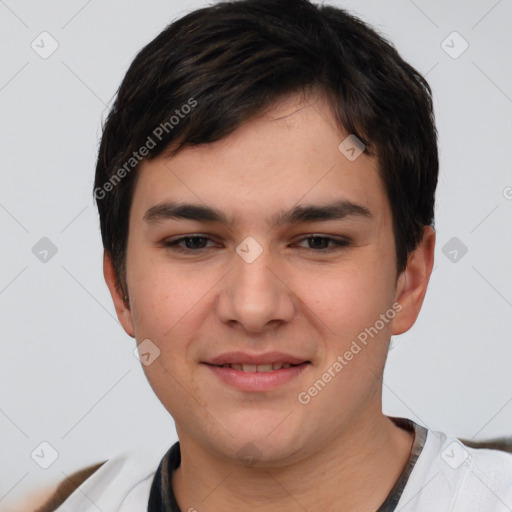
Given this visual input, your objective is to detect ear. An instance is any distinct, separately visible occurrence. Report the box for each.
[392,226,435,335]
[103,251,135,338]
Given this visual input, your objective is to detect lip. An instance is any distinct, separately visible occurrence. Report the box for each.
[203,361,310,392]
[205,351,309,366]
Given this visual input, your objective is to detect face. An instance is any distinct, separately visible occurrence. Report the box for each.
[106,92,432,466]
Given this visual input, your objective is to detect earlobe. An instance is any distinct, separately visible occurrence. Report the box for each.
[392,227,435,335]
[103,252,135,338]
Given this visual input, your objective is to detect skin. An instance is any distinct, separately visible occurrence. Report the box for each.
[104,91,435,512]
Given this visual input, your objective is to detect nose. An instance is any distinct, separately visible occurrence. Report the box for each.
[216,243,296,334]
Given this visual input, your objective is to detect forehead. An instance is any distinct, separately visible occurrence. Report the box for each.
[130,92,389,228]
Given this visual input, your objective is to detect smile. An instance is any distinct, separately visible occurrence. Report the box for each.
[204,361,310,392]
[215,362,300,372]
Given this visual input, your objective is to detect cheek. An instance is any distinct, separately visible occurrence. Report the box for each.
[126,251,211,337]
[129,269,205,408]
[303,267,395,396]
[304,259,394,326]
[140,353,200,427]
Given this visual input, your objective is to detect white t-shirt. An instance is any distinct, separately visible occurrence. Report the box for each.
[54,420,512,512]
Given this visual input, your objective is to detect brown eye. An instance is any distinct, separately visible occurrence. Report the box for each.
[297,236,350,251]
[163,236,215,252]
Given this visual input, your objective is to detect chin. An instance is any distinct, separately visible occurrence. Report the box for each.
[207,417,311,468]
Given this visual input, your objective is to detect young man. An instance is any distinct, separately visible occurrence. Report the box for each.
[37,0,512,510]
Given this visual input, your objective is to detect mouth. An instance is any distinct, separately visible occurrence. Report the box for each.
[208,362,307,372]
[202,354,311,392]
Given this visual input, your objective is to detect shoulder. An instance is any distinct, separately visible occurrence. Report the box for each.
[34,460,107,512]
[457,437,512,506]
[398,426,512,511]
[34,442,170,512]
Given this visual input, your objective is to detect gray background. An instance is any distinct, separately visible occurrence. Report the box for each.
[1,0,511,507]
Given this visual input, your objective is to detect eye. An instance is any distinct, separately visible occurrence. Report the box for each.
[161,234,350,254]
[296,235,350,251]
[162,235,217,252]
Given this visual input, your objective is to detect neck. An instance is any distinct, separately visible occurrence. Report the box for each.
[172,411,415,512]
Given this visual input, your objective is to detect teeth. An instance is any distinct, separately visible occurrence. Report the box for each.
[255,364,273,373]
[220,362,296,372]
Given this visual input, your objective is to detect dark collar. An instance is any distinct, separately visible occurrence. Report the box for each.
[377,417,428,511]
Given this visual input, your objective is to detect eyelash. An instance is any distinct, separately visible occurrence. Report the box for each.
[162,235,350,254]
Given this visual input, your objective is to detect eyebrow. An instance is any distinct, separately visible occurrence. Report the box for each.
[143,199,372,228]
